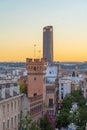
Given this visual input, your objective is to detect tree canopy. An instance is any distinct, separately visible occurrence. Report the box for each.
[56,89,87,129]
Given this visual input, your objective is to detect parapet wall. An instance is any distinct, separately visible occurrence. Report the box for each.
[26,58,46,64]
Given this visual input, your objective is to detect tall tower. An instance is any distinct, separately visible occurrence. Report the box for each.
[43,26,53,63]
[26,58,46,100]
[26,58,47,120]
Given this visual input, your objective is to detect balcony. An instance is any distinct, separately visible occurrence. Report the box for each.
[48,105,54,108]
[29,94,43,103]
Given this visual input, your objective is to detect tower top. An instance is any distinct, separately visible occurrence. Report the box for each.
[26,58,46,64]
[43,26,53,29]
[26,58,47,75]
[43,26,53,32]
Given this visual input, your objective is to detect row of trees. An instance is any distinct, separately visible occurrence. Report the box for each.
[19,111,54,130]
[19,111,39,130]
[56,89,87,130]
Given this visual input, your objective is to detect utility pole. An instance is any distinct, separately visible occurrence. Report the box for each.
[38,50,41,58]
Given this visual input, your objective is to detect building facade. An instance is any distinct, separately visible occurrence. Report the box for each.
[45,65,58,116]
[0,80,22,130]
[43,26,53,63]
[59,78,71,100]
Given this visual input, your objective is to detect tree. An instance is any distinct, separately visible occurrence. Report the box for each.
[18,111,24,130]
[68,111,79,125]
[24,111,32,130]
[71,89,87,107]
[56,109,70,128]
[40,115,54,130]
[19,111,32,130]
[76,107,87,129]
[29,122,39,130]
[62,94,72,110]
[19,82,27,94]
[56,89,87,129]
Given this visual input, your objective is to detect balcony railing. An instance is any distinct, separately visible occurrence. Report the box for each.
[29,94,43,102]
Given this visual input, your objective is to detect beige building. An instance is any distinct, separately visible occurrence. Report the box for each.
[45,65,58,116]
[82,76,87,98]
[0,80,23,130]
[46,83,57,116]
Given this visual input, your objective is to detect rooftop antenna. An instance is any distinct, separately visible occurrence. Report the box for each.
[38,50,41,58]
[34,44,36,58]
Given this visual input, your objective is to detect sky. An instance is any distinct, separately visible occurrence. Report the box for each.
[0,0,87,62]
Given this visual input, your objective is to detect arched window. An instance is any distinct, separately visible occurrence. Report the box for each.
[34,66,36,71]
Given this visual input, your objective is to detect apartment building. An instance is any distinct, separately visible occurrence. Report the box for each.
[0,80,23,130]
[45,65,58,116]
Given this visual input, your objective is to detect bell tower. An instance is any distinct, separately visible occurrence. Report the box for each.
[26,58,46,101]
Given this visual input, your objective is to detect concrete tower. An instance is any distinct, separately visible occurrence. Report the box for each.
[43,26,53,63]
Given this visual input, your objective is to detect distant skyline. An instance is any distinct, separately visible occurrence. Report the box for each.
[0,0,87,62]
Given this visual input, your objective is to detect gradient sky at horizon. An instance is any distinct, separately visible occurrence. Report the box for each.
[0,0,87,62]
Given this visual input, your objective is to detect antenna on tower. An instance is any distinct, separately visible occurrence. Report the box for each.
[34,44,36,58]
[38,50,41,58]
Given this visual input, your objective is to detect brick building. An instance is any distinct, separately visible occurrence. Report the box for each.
[26,58,46,121]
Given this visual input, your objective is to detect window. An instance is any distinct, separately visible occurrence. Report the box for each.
[37,66,39,70]
[48,110,54,115]
[18,114,20,122]
[34,77,36,80]
[34,66,36,71]
[40,66,42,70]
[14,83,17,86]
[47,89,54,93]
[11,118,13,127]
[31,66,33,70]
[6,83,10,87]
[34,93,37,96]
[15,101,16,110]
[15,116,16,125]
[7,104,9,112]
[11,102,13,112]
[7,120,9,128]
[18,100,20,107]
[61,83,63,86]
[43,77,45,83]
[61,92,63,99]
[61,87,63,90]
[24,80,26,83]
[3,105,5,115]
[28,66,30,70]
[3,122,5,130]
[49,98,53,108]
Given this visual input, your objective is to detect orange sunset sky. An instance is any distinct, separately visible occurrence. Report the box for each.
[0,0,87,62]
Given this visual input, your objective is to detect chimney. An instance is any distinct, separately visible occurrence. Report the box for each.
[1,86,5,99]
[16,84,20,94]
[14,83,20,94]
[10,84,14,96]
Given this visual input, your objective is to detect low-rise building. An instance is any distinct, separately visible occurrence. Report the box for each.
[59,76,84,100]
